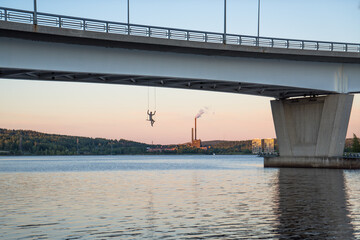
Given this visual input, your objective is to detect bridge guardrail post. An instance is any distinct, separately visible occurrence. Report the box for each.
[33,12,37,25]
[106,22,109,33]
[345,44,348,52]
[59,17,62,28]
[4,9,7,21]
[316,42,319,50]
[331,43,333,51]
[83,19,86,31]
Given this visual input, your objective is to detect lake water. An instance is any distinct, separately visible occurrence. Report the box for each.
[0,155,359,239]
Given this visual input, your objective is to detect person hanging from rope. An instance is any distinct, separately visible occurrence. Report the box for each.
[147,110,156,127]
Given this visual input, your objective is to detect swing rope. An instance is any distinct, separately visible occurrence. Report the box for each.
[147,85,156,111]
[146,80,157,121]
[147,85,150,111]
[154,87,157,111]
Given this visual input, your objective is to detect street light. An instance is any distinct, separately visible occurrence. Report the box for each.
[257,0,261,45]
[127,0,130,25]
[127,0,131,35]
[34,0,37,25]
[224,0,226,44]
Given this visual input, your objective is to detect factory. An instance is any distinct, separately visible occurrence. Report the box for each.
[190,117,202,148]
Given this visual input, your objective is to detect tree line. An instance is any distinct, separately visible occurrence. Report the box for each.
[0,129,148,155]
[347,134,360,153]
[1,128,359,156]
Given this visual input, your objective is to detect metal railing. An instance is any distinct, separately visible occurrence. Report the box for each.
[1,7,359,53]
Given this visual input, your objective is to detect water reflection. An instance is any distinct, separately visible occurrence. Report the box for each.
[2,156,358,239]
[274,168,354,239]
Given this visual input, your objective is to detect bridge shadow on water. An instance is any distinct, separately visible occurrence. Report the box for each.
[274,168,354,239]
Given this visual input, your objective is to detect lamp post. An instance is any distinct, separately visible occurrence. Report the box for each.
[34,0,37,25]
[224,0,226,44]
[257,0,260,45]
[127,0,130,34]
[127,0,130,25]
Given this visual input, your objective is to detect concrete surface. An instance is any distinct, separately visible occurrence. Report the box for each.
[264,156,360,169]
[0,21,359,63]
[271,94,354,158]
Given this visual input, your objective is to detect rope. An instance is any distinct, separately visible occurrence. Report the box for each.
[146,81,156,111]
[154,87,157,111]
[147,83,150,110]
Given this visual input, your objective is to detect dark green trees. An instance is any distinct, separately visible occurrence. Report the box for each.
[0,129,148,155]
[353,134,360,153]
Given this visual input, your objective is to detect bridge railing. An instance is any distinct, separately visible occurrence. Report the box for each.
[1,7,359,53]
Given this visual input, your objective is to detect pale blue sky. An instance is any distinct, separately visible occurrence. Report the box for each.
[0,0,359,144]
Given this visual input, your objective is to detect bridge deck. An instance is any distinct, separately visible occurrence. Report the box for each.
[0,20,359,64]
[0,12,359,98]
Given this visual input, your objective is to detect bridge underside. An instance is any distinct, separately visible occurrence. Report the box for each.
[0,22,359,99]
[0,21,359,169]
[0,68,333,98]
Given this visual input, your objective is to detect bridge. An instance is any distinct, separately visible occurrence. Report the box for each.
[1,7,360,168]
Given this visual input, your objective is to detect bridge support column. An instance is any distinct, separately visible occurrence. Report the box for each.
[264,94,359,169]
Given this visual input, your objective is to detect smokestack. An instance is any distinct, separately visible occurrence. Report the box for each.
[195,118,197,140]
[191,128,194,143]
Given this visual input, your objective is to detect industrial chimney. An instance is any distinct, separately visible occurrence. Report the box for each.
[191,128,194,143]
[194,117,197,140]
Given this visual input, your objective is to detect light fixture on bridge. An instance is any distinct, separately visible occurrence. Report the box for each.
[237,84,242,92]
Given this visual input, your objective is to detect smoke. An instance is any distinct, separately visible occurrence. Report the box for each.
[195,107,209,118]
[195,109,204,118]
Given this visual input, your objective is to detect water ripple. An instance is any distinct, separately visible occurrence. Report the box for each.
[0,155,359,239]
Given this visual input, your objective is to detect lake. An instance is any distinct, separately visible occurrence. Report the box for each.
[0,155,359,239]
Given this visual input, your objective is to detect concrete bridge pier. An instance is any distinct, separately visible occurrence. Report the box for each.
[264,94,360,169]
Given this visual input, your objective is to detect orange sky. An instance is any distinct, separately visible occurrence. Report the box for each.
[0,79,359,144]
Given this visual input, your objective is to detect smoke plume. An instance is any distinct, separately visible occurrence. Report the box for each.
[195,107,209,118]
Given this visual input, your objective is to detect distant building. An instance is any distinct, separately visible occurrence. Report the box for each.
[189,118,203,148]
[252,138,275,154]
[191,139,201,148]
[262,138,275,154]
[146,147,177,153]
[252,139,262,154]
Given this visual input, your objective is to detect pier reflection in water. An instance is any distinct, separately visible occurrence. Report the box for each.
[274,168,354,239]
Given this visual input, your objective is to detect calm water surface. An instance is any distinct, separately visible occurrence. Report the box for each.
[0,155,359,239]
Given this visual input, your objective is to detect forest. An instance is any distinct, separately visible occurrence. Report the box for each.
[0,128,149,155]
[1,128,358,156]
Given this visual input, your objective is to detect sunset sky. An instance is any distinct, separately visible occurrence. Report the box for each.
[0,0,359,144]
